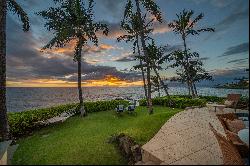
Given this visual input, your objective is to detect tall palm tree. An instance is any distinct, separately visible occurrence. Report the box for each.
[168,9,214,97]
[146,41,172,102]
[117,13,152,104]
[37,0,108,117]
[122,0,162,114]
[0,0,29,140]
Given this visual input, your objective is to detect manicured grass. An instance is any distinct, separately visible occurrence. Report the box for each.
[12,106,182,165]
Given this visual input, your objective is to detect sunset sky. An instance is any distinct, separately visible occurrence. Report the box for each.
[6,0,249,87]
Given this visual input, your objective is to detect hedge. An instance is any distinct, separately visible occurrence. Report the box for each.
[139,95,249,109]
[139,96,207,109]
[170,95,225,103]
[8,100,129,137]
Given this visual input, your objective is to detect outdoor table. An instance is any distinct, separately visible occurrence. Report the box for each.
[238,128,249,146]
[207,103,226,112]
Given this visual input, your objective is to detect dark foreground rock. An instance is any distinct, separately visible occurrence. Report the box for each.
[108,133,142,165]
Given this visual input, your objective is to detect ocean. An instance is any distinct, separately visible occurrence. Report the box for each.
[6,86,249,112]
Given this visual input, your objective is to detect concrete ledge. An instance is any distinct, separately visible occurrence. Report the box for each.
[140,107,225,165]
[0,141,12,165]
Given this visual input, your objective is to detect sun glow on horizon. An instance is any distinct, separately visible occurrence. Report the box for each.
[6,75,143,87]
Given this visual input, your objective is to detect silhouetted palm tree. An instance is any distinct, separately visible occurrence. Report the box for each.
[122,0,162,114]
[169,9,214,97]
[146,41,172,101]
[117,13,150,102]
[37,0,108,117]
[0,0,29,141]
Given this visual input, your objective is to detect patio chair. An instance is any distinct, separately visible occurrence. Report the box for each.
[127,105,136,113]
[116,104,125,113]
[209,123,245,165]
[224,94,241,112]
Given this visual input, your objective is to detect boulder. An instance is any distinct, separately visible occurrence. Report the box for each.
[109,133,142,165]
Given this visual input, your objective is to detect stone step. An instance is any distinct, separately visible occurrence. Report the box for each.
[141,148,162,165]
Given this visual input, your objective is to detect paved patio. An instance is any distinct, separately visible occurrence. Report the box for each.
[138,107,242,165]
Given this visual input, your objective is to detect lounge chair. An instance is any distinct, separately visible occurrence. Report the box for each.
[224,94,242,112]
[116,105,125,113]
[209,123,246,165]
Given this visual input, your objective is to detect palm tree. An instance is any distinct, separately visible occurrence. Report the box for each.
[188,58,213,96]
[168,9,214,97]
[37,0,108,117]
[117,13,151,104]
[122,0,162,114]
[146,41,172,102]
[0,0,29,140]
[151,75,161,97]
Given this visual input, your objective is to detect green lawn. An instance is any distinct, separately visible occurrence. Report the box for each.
[12,106,182,165]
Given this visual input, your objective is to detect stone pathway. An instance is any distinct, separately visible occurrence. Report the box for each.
[139,107,228,165]
[35,107,77,126]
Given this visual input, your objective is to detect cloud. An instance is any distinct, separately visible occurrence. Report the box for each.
[227,58,249,64]
[101,19,172,40]
[42,40,117,57]
[6,16,142,86]
[98,0,125,22]
[199,57,209,61]
[204,4,249,40]
[191,0,236,8]
[95,22,125,39]
[115,53,137,62]
[152,22,172,35]
[208,68,249,84]
[219,42,249,57]
[216,9,248,32]
[163,44,183,53]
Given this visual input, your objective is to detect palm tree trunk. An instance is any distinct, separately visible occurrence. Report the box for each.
[77,51,86,117]
[152,67,173,106]
[187,83,191,96]
[135,0,153,114]
[0,0,9,141]
[158,85,160,97]
[193,82,198,96]
[136,37,148,101]
[190,80,195,97]
[182,35,195,98]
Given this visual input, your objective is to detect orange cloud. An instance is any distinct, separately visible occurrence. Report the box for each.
[7,79,77,87]
[40,40,116,56]
[83,75,143,87]
[152,22,172,35]
[97,29,126,39]
[7,75,143,87]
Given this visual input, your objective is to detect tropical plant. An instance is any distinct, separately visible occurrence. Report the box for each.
[145,41,172,102]
[188,58,213,95]
[121,0,163,114]
[8,100,129,137]
[37,0,108,117]
[168,9,214,97]
[168,49,213,96]
[151,75,161,97]
[0,0,29,140]
[117,13,150,102]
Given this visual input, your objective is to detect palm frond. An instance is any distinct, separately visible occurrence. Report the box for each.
[140,0,162,23]
[7,0,29,31]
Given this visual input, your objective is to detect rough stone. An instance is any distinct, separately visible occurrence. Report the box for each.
[109,133,142,165]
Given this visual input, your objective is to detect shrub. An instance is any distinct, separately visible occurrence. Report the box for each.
[139,95,249,109]
[198,96,225,103]
[139,96,206,109]
[8,100,129,137]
